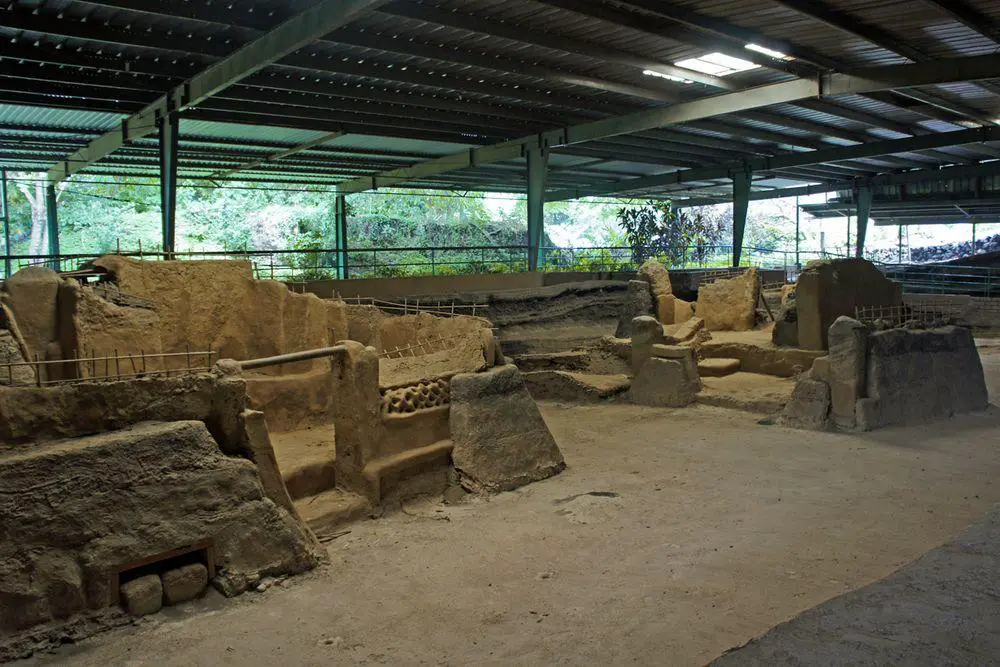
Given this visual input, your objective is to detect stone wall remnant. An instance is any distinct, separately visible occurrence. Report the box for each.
[630,315,665,375]
[781,318,988,431]
[450,365,565,493]
[796,258,902,351]
[857,325,988,430]
[1,267,62,377]
[615,280,654,337]
[638,259,676,323]
[0,420,323,636]
[697,268,760,331]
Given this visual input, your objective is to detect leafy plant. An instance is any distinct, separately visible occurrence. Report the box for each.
[616,201,726,267]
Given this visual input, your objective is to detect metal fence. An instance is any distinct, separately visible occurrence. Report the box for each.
[880,264,1000,298]
[0,243,811,282]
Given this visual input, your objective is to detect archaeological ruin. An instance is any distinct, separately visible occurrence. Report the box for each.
[5,1,1000,663]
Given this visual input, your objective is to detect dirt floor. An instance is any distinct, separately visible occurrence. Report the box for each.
[14,346,1000,667]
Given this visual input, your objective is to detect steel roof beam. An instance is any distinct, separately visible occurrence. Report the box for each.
[920,0,1000,44]
[378,3,734,90]
[335,54,1000,194]
[44,0,389,182]
[548,127,1000,201]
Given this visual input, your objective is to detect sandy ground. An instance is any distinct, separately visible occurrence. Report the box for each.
[15,347,1000,667]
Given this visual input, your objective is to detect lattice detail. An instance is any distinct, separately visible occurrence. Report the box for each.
[855,304,953,330]
[380,378,451,415]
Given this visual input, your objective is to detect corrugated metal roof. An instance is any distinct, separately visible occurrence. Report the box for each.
[0,0,997,197]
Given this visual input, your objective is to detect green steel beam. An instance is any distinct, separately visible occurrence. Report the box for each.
[732,170,751,267]
[45,0,389,182]
[854,183,873,256]
[527,148,549,272]
[549,125,1000,201]
[336,54,1000,196]
[45,184,59,270]
[335,194,349,279]
[158,113,179,258]
[0,170,8,278]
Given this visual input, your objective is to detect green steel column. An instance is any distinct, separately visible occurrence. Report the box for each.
[1,171,9,278]
[527,147,549,272]
[731,169,751,267]
[335,194,349,279]
[854,183,873,258]
[158,113,179,258]
[45,184,59,270]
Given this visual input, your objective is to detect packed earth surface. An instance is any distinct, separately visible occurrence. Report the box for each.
[13,344,1000,666]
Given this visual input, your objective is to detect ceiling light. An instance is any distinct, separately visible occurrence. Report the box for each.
[642,69,692,84]
[675,52,760,77]
[745,43,792,60]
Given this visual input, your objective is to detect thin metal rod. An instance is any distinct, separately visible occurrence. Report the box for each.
[239,345,346,370]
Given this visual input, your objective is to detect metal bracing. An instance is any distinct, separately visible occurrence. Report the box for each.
[527,148,549,272]
[335,54,1000,195]
[732,170,751,268]
[44,184,59,269]
[548,126,1000,201]
[209,131,346,180]
[854,183,874,257]
[334,195,349,280]
[158,113,179,258]
[44,0,390,182]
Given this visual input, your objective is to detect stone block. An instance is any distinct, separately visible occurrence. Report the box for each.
[638,259,673,302]
[827,317,868,429]
[857,326,988,431]
[162,564,208,605]
[698,358,740,377]
[809,356,831,382]
[780,379,831,431]
[796,258,902,351]
[674,298,695,323]
[697,268,760,331]
[120,575,163,616]
[0,329,35,385]
[615,280,654,337]
[772,319,799,348]
[631,315,665,375]
[656,293,677,324]
[665,317,705,344]
[628,358,699,408]
[450,365,565,493]
[2,266,62,374]
[651,344,693,360]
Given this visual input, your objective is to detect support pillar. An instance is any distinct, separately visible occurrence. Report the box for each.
[731,169,750,267]
[334,194,349,279]
[158,113,179,259]
[972,222,977,256]
[794,195,800,270]
[527,147,549,272]
[45,184,59,271]
[1,171,9,278]
[854,182,873,258]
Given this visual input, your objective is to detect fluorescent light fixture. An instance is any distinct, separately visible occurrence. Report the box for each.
[745,43,792,60]
[675,52,760,77]
[642,69,692,84]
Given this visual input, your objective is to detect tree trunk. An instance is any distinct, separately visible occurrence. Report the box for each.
[18,181,47,256]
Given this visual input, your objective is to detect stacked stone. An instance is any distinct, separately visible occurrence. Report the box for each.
[119,563,209,617]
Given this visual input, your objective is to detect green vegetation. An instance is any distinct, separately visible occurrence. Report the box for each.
[1,174,800,279]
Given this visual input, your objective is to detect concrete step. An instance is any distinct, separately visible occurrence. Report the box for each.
[512,350,591,372]
[361,440,454,503]
[697,373,796,414]
[698,357,741,378]
[523,370,631,402]
[295,488,371,538]
[270,427,336,501]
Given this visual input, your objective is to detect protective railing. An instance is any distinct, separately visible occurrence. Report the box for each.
[880,264,1000,298]
[0,244,835,282]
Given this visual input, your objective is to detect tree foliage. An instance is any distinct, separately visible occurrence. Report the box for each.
[616,200,726,266]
